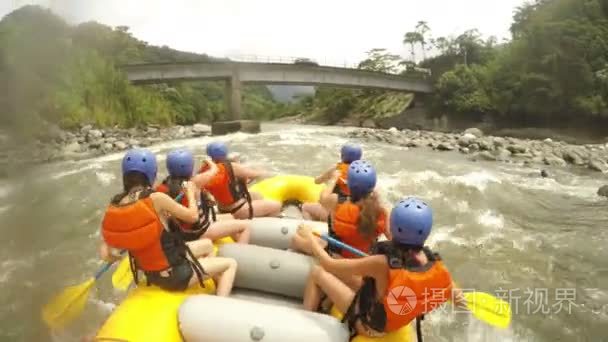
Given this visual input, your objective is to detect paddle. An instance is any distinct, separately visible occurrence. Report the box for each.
[111,256,133,292]
[42,260,116,330]
[312,231,512,329]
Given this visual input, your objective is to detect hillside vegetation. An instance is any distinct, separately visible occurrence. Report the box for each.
[0,6,286,140]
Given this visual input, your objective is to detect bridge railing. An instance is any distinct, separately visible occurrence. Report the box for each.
[226,54,363,71]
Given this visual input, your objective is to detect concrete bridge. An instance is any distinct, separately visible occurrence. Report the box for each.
[122,61,433,122]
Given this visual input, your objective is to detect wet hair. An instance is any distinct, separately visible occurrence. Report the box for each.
[357,192,384,240]
[162,175,189,199]
[111,171,152,205]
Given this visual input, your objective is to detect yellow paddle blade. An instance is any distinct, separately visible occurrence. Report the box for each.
[42,278,95,330]
[464,292,512,329]
[111,256,133,292]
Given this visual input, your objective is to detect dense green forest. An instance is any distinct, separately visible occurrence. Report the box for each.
[429,0,608,130]
[293,0,608,133]
[0,5,286,138]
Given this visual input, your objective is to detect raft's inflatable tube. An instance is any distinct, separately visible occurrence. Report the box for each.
[249,217,328,250]
[94,281,214,341]
[231,289,301,310]
[178,294,350,342]
[218,243,315,299]
[250,175,324,204]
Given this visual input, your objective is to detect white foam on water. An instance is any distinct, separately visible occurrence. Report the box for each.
[426,225,468,248]
[448,170,502,192]
[402,169,501,193]
[454,200,471,213]
[89,298,117,315]
[477,210,505,229]
[0,260,28,284]
[498,167,603,201]
[465,316,517,341]
[50,163,103,180]
[95,171,116,186]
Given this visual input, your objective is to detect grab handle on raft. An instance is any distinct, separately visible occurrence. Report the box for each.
[312,231,512,329]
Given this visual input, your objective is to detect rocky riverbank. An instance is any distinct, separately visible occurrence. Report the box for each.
[348,127,608,173]
[0,123,211,175]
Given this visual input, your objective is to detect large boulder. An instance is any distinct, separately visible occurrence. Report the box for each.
[598,185,608,198]
[494,147,512,161]
[464,127,484,138]
[458,133,477,147]
[543,154,567,167]
[192,123,211,135]
[114,141,128,150]
[588,159,607,172]
[437,143,455,151]
[87,129,104,140]
[507,143,528,154]
[563,149,585,165]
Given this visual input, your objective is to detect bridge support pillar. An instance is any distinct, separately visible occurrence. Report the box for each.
[213,69,260,135]
[225,72,242,120]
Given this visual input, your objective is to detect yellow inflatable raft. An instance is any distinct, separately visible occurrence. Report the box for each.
[250,174,324,204]
[94,175,412,342]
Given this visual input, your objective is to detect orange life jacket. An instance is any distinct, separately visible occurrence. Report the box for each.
[101,196,184,272]
[382,255,453,332]
[155,180,215,240]
[331,201,386,258]
[334,162,350,198]
[343,243,453,335]
[199,161,246,207]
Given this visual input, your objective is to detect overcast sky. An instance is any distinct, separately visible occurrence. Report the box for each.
[2,0,527,65]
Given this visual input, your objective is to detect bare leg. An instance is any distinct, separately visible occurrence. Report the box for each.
[203,220,251,244]
[303,265,355,313]
[215,213,235,221]
[232,199,282,219]
[190,257,238,296]
[301,203,329,222]
[185,238,214,258]
[249,191,263,200]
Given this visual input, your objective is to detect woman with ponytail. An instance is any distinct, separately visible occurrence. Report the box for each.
[156,149,251,244]
[292,160,391,258]
[99,149,237,294]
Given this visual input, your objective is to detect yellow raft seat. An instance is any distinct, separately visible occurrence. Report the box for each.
[250,174,325,205]
[330,307,413,342]
[95,236,234,342]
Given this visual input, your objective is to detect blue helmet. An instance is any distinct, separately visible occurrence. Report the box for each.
[122,149,157,185]
[166,149,194,178]
[390,197,433,246]
[347,160,376,200]
[206,141,228,161]
[341,144,362,163]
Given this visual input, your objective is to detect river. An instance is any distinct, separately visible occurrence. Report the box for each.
[0,123,606,341]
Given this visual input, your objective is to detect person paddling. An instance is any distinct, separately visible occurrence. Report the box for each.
[200,141,281,219]
[293,160,391,258]
[99,149,237,295]
[156,149,251,243]
[298,197,466,340]
[302,143,363,221]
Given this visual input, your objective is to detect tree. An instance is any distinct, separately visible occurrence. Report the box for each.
[403,31,423,62]
[415,21,431,60]
[357,48,401,73]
